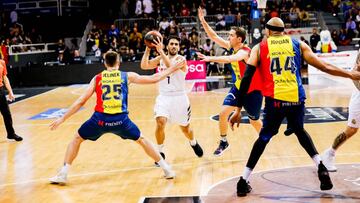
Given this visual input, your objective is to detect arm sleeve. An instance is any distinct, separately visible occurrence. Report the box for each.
[236,64,256,108]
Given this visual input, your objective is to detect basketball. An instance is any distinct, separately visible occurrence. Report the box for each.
[144,30,162,49]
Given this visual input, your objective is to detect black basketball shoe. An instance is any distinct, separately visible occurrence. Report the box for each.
[190,141,203,157]
[7,134,23,142]
[318,161,333,190]
[237,176,252,197]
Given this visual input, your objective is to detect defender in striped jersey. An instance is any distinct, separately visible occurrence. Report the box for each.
[198,8,263,156]
[230,17,360,197]
[49,51,183,185]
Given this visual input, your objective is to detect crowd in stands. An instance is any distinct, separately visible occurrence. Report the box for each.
[1,0,360,74]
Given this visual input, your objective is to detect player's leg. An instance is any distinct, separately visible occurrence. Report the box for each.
[243,90,263,133]
[322,91,360,172]
[214,86,238,156]
[49,113,101,185]
[287,102,332,190]
[154,95,170,158]
[179,124,203,157]
[136,136,175,179]
[237,98,284,197]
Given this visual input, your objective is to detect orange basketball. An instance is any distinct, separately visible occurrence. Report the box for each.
[144,30,162,49]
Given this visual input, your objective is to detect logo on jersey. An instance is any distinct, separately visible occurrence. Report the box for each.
[211,107,348,124]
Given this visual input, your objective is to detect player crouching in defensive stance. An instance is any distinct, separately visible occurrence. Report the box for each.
[49,51,183,184]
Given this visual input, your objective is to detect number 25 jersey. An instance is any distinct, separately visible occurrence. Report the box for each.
[259,35,305,102]
[94,70,128,114]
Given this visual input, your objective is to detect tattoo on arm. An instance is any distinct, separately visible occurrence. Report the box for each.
[332,132,348,150]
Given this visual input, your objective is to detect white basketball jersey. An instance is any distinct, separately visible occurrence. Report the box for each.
[158,55,187,96]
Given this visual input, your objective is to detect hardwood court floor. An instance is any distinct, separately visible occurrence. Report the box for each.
[0,74,359,203]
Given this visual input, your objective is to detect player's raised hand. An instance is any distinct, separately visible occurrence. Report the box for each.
[50,117,65,130]
[198,7,205,22]
[229,109,242,131]
[153,36,164,54]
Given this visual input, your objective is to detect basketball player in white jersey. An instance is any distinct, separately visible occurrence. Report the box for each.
[141,35,203,162]
[321,50,360,171]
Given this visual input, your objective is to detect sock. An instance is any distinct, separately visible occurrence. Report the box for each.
[220,135,227,142]
[242,167,252,181]
[190,139,197,146]
[312,154,321,166]
[157,159,170,170]
[329,147,336,156]
[158,144,164,153]
[60,163,71,174]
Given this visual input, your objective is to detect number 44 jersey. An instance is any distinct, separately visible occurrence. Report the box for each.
[259,35,305,102]
[94,70,128,114]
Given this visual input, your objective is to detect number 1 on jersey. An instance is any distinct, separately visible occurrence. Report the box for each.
[167,76,170,84]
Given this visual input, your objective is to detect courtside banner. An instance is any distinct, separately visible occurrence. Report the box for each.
[185,60,206,80]
[308,50,358,74]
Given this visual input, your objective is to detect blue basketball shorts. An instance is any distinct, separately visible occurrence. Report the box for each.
[78,112,141,141]
[223,86,263,120]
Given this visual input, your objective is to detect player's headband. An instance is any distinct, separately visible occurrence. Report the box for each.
[265,23,284,32]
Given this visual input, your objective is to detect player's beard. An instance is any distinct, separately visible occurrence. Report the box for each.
[168,48,178,56]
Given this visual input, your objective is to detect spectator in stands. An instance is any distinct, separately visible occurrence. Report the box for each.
[188,27,197,37]
[168,4,177,17]
[109,37,119,52]
[159,17,170,32]
[108,24,120,40]
[10,10,18,25]
[269,8,279,18]
[56,39,65,63]
[143,0,153,18]
[180,3,190,17]
[215,15,226,31]
[299,8,310,26]
[225,10,236,28]
[331,29,339,46]
[135,0,143,17]
[289,2,300,27]
[129,27,143,52]
[201,39,213,56]
[346,17,358,38]
[310,28,321,52]
[120,0,129,18]
[338,28,351,46]
[207,3,216,15]
[86,34,95,52]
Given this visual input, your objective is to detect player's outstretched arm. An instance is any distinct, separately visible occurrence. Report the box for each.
[197,49,249,63]
[50,78,96,130]
[301,42,360,80]
[128,60,185,84]
[198,7,230,49]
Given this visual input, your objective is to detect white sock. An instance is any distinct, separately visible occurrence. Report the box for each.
[329,147,336,156]
[60,163,70,174]
[312,154,322,166]
[190,139,197,146]
[242,167,252,181]
[157,159,170,170]
[157,144,164,153]
[221,136,227,142]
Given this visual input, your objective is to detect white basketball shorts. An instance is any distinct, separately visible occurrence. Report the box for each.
[154,94,191,126]
[348,90,360,128]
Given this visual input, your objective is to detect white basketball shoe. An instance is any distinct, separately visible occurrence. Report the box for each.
[321,148,337,172]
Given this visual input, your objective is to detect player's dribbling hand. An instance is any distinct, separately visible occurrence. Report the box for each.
[229,109,242,131]
[50,117,65,130]
[196,52,209,62]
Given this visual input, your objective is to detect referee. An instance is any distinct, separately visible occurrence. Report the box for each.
[0,53,22,141]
